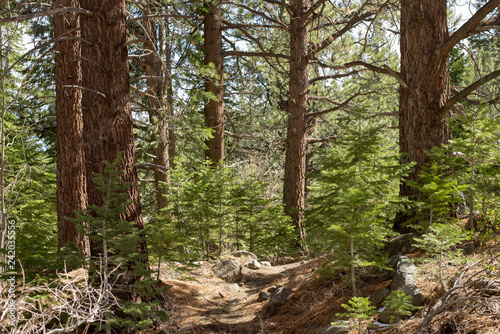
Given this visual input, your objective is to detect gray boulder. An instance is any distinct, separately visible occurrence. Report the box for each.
[391,256,417,290]
[261,261,272,267]
[401,284,426,306]
[370,288,390,306]
[457,242,475,255]
[384,233,418,256]
[378,308,403,324]
[320,321,349,334]
[212,259,243,283]
[232,250,258,259]
[245,259,262,270]
[257,291,271,302]
[265,286,292,315]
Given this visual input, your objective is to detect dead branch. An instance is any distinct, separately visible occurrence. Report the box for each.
[0,7,92,24]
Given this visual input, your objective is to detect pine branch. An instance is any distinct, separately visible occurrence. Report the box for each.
[0,7,92,24]
[307,9,376,58]
[442,70,500,113]
[440,0,500,54]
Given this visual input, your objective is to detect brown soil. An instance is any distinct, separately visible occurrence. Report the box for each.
[157,258,319,333]
[155,242,500,334]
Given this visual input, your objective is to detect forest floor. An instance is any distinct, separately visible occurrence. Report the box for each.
[156,257,320,334]
[155,243,500,334]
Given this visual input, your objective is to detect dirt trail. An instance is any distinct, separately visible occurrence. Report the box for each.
[158,259,310,333]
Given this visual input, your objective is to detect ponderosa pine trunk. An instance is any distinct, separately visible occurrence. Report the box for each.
[283,0,309,247]
[80,0,147,262]
[395,0,450,232]
[204,1,224,164]
[54,0,89,257]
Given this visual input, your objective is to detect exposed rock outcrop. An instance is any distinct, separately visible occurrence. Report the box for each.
[212,259,243,283]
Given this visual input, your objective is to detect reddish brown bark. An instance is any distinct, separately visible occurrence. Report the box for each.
[54,0,89,257]
[204,1,224,164]
[283,0,310,246]
[80,0,147,258]
[395,0,450,232]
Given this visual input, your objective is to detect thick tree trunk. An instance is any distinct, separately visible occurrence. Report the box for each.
[395,0,450,232]
[80,0,147,261]
[283,0,310,247]
[204,1,224,164]
[54,0,90,257]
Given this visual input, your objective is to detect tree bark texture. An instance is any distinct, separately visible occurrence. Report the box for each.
[283,0,310,245]
[80,0,147,258]
[204,1,224,164]
[395,0,450,232]
[54,0,90,256]
[143,14,170,212]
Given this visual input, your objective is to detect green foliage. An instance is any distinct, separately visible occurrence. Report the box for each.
[305,110,409,291]
[336,296,377,334]
[69,154,164,332]
[381,290,421,323]
[415,223,470,288]
[415,223,470,259]
[448,107,500,230]
[406,148,468,229]
[152,160,295,262]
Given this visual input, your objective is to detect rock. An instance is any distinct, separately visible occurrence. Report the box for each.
[261,261,272,267]
[245,259,262,270]
[265,287,292,315]
[401,284,426,306]
[232,250,258,259]
[391,256,417,291]
[226,283,240,293]
[370,288,390,306]
[212,259,243,283]
[267,285,282,294]
[257,291,271,302]
[384,233,418,256]
[457,242,475,255]
[319,321,349,334]
[378,308,404,324]
[193,261,206,265]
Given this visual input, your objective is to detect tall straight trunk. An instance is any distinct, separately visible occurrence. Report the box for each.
[81,0,147,261]
[166,23,176,169]
[395,0,450,232]
[54,0,89,256]
[144,14,169,212]
[203,1,224,164]
[283,0,309,246]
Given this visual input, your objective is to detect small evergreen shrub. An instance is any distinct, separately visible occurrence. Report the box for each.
[335,296,377,334]
[381,290,421,323]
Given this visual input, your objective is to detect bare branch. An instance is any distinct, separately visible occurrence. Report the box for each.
[344,61,408,89]
[440,0,500,54]
[306,93,363,119]
[135,163,169,172]
[442,70,500,113]
[307,135,340,144]
[307,9,376,58]
[127,13,200,23]
[223,50,289,59]
[223,1,287,29]
[309,70,366,85]
[304,0,328,22]
[0,7,92,24]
